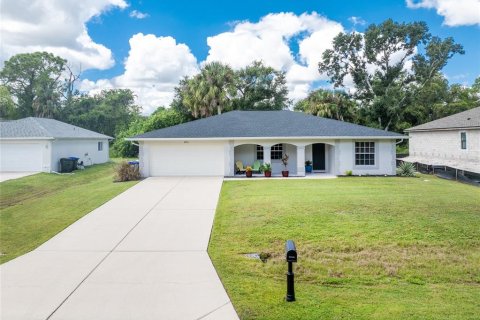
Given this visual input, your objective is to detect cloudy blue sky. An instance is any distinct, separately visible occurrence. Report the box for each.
[2,0,479,113]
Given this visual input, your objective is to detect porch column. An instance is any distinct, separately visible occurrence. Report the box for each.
[297,145,305,176]
[263,145,271,165]
[139,142,150,177]
[225,140,235,176]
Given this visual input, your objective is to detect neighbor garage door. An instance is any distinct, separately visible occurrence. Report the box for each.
[148,141,225,176]
[0,142,44,172]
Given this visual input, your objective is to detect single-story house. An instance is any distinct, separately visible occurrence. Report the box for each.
[128,111,405,177]
[404,107,480,173]
[0,117,112,172]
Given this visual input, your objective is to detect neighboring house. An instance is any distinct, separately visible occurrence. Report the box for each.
[128,111,405,177]
[405,107,480,173]
[0,117,112,172]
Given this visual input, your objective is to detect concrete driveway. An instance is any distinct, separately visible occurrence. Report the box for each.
[0,171,38,182]
[0,177,238,320]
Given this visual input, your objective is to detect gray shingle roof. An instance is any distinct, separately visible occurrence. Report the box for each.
[130,111,404,139]
[406,107,480,131]
[0,117,112,139]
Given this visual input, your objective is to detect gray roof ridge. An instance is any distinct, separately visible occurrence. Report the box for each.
[29,117,53,137]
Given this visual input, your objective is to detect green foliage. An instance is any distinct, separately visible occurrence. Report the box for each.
[319,19,465,132]
[294,89,357,122]
[114,161,141,182]
[175,62,235,118]
[173,61,289,119]
[232,61,289,111]
[60,89,141,137]
[397,162,417,177]
[345,170,353,176]
[305,160,312,166]
[396,143,409,155]
[112,108,188,157]
[0,86,16,119]
[260,162,272,173]
[0,52,69,118]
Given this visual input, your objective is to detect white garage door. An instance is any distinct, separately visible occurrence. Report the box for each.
[149,141,225,176]
[0,143,44,172]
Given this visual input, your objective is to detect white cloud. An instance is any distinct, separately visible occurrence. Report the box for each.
[129,10,149,19]
[82,12,345,113]
[205,12,344,103]
[406,0,480,26]
[0,0,127,70]
[80,33,199,114]
[348,16,367,26]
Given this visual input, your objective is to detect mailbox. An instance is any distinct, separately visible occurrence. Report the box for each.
[285,240,297,302]
[285,240,297,263]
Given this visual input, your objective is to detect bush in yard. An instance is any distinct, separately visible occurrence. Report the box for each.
[114,161,141,182]
[396,162,416,177]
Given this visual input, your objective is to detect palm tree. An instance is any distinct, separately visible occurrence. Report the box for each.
[295,89,357,122]
[200,62,235,115]
[178,62,235,118]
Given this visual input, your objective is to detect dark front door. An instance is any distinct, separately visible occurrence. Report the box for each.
[312,143,325,171]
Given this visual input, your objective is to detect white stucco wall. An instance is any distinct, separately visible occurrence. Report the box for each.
[139,138,397,177]
[336,140,396,175]
[234,144,256,168]
[409,129,480,161]
[50,139,110,172]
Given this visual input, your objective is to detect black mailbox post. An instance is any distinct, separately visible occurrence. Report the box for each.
[285,240,297,302]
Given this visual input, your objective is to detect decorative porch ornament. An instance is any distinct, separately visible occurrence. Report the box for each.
[281,154,289,177]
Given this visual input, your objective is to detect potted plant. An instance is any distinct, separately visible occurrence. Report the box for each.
[245,166,253,177]
[260,162,272,177]
[305,160,313,173]
[281,154,289,177]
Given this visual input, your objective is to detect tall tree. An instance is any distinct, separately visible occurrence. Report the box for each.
[0,52,69,118]
[60,89,141,137]
[176,62,235,118]
[0,86,16,119]
[232,61,289,110]
[319,19,464,131]
[174,61,289,118]
[294,89,357,122]
[201,62,235,115]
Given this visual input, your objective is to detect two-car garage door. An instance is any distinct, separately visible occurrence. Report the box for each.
[148,141,225,176]
[0,142,44,172]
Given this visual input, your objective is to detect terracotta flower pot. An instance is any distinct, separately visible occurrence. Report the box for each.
[246,171,253,177]
[264,171,272,177]
[282,170,289,177]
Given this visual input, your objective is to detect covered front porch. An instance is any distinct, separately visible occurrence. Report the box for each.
[230,141,336,177]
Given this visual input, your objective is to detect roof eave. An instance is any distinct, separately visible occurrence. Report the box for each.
[0,137,55,140]
[0,136,112,140]
[406,126,480,132]
[127,135,407,141]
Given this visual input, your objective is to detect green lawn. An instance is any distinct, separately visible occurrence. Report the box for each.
[0,162,137,264]
[209,176,480,320]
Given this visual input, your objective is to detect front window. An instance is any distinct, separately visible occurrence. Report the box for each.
[355,142,375,166]
[256,145,264,160]
[98,141,103,151]
[460,132,467,150]
[271,144,283,160]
